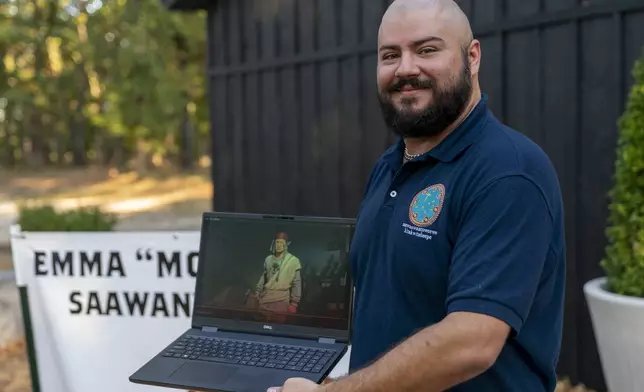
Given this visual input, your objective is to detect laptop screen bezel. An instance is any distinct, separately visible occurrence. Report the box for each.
[191,212,355,343]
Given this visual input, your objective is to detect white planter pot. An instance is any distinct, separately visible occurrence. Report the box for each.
[584,277,644,392]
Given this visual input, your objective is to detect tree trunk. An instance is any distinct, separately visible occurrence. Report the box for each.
[179,108,195,171]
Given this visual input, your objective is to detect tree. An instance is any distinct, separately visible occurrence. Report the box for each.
[0,0,209,170]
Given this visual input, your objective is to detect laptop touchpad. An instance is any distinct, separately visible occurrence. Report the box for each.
[169,361,237,386]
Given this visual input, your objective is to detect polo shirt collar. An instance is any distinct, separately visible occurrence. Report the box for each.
[384,94,490,166]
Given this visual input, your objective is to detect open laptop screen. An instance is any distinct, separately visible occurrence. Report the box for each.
[193,214,354,331]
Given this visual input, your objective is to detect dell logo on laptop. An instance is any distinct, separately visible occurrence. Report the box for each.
[263,325,273,330]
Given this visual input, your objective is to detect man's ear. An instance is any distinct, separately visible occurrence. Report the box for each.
[468,39,481,76]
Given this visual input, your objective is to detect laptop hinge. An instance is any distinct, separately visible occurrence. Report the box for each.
[202,326,218,333]
[318,337,335,344]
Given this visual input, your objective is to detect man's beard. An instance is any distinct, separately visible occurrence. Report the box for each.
[377,56,473,139]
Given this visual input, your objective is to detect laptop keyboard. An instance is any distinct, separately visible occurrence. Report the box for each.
[162,335,336,373]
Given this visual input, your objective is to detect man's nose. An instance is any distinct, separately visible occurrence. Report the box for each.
[395,53,421,78]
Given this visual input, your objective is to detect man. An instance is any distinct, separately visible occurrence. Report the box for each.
[270,0,565,391]
[255,232,302,314]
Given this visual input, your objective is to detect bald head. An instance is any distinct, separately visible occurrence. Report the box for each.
[381,0,473,50]
[375,0,481,140]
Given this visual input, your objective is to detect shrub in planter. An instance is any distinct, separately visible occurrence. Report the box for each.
[601,56,644,297]
[16,204,117,232]
[584,53,644,392]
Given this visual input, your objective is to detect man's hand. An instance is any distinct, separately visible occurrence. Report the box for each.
[321,377,335,385]
[288,304,298,314]
[267,377,320,392]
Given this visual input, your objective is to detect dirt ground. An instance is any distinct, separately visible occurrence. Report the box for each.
[0,165,213,216]
[0,340,31,392]
[0,248,11,271]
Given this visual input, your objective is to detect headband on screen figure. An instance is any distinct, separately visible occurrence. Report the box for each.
[269,239,291,252]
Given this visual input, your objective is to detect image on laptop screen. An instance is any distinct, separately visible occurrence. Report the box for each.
[193,215,354,331]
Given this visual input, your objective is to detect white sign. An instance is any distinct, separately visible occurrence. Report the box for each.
[10,226,350,392]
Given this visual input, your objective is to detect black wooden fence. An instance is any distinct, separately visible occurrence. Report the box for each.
[166,0,644,390]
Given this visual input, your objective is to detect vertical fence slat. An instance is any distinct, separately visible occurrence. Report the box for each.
[623,11,644,92]
[472,0,497,24]
[505,30,541,143]
[209,3,230,211]
[318,0,341,216]
[545,0,576,12]
[477,0,504,117]
[572,14,583,386]
[496,0,507,121]
[297,0,318,215]
[206,4,217,211]
[243,0,261,212]
[541,21,579,385]
[578,16,620,390]
[614,12,625,113]
[360,2,388,180]
[506,0,540,17]
[339,0,363,218]
[225,0,246,212]
[278,0,300,215]
[258,0,281,213]
[536,0,545,148]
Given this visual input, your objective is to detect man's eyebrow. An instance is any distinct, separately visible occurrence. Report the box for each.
[378,36,445,52]
[413,36,445,46]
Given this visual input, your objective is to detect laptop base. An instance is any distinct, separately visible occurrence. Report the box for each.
[131,361,331,392]
[130,328,348,392]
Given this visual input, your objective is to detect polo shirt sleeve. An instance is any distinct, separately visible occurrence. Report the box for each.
[446,174,553,335]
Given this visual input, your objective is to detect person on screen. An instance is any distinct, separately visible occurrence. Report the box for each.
[254,232,302,314]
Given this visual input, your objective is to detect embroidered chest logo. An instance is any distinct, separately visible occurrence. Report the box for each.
[409,184,446,227]
[403,184,445,241]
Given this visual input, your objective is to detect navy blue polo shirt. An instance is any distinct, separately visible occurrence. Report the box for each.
[348,94,566,392]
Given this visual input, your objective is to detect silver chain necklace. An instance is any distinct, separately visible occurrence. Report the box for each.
[404,147,422,161]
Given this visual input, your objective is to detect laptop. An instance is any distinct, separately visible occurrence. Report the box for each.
[130,212,355,392]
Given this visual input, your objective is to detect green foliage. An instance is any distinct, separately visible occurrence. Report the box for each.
[17,204,117,232]
[0,0,209,168]
[601,54,644,298]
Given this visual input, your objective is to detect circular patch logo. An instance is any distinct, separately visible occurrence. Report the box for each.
[409,184,446,227]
